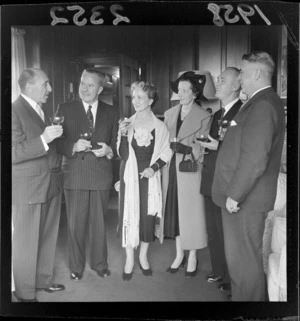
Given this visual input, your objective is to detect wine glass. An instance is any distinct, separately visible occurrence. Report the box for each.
[196,134,210,155]
[49,115,64,125]
[119,117,131,136]
[196,134,210,142]
[79,131,93,151]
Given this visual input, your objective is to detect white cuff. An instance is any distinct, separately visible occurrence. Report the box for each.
[40,135,49,151]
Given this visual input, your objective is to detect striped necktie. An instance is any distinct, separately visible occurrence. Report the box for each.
[87,105,94,130]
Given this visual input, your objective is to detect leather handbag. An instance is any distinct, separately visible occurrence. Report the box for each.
[179,152,198,172]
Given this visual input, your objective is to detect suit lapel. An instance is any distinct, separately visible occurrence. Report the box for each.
[236,87,274,116]
[178,103,208,140]
[20,96,46,128]
[75,100,90,131]
[223,100,243,121]
[168,105,181,139]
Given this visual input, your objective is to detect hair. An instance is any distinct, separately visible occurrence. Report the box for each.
[83,68,105,86]
[242,51,275,77]
[18,68,39,91]
[130,81,159,107]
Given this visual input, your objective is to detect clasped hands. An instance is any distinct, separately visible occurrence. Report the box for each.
[170,142,192,154]
[73,139,111,157]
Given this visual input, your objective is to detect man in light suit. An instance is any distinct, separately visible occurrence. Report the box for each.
[57,68,118,281]
[212,52,285,301]
[12,68,65,302]
[199,67,242,293]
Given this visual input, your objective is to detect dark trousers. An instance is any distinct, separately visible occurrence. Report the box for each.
[12,194,62,300]
[64,189,110,274]
[221,207,267,301]
[204,196,229,282]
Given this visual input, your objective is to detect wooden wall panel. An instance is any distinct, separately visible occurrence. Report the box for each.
[149,27,171,115]
[226,26,250,69]
[198,26,222,84]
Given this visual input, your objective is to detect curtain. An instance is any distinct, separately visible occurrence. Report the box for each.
[11,27,26,102]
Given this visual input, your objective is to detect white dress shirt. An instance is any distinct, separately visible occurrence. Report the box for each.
[21,93,49,151]
[82,100,98,127]
[223,97,240,116]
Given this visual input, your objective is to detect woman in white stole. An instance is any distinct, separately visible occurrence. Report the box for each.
[117,81,172,281]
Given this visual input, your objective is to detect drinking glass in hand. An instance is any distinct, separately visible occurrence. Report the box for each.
[50,115,64,125]
[196,134,210,142]
[80,131,93,151]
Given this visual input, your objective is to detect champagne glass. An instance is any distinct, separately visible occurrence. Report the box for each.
[119,116,131,136]
[196,134,210,142]
[49,115,64,125]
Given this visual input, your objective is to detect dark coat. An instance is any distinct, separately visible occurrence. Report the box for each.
[12,95,63,204]
[57,99,118,190]
[212,88,285,212]
[200,100,242,196]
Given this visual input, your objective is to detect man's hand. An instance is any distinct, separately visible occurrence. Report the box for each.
[197,134,219,150]
[41,125,63,144]
[73,139,92,153]
[91,142,111,157]
[139,167,155,179]
[226,197,240,213]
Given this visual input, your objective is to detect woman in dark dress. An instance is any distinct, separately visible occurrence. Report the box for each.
[117,81,172,281]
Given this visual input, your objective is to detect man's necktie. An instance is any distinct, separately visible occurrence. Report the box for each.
[36,104,45,122]
[220,107,225,120]
[87,105,94,130]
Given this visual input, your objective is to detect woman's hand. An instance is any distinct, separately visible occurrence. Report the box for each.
[139,167,155,179]
[197,134,219,150]
[119,117,130,136]
[170,142,192,154]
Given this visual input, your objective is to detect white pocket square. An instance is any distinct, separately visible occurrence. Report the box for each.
[230,120,237,126]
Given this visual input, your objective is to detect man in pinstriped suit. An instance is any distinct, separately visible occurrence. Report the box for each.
[57,68,118,281]
[12,68,65,302]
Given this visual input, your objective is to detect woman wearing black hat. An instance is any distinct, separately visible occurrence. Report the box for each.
[161,71,212,278]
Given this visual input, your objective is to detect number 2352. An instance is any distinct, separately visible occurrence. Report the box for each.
[50,4,130,26]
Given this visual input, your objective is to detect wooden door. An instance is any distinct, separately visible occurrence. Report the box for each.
[119,55,140,118]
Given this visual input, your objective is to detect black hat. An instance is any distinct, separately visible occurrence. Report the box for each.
[170,71,207,101]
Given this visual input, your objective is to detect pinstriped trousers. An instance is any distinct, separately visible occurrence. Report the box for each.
[64,189,110,275]
[12,194,62,300]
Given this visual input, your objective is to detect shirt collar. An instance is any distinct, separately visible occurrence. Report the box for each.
[250,85,271,99]
[223,97,239,115]
[21,93,40,110]
[82,100,98,112]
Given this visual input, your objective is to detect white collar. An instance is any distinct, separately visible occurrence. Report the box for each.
[82,100,98,112]
[21,93,40,110]
[250,85,271,99]
[222,97,239,115]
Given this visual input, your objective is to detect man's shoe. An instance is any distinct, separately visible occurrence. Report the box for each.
[218,283,231,292]
[13,292,38,302]
[96,268,111,278]
[37,284,65,293]
[206,274,223,283]
[70,272,82,281]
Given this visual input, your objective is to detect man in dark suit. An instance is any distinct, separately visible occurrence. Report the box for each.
[12,68,65,302]
[199,67,242,293]
[212,52,286,301]
[58,68,118,281]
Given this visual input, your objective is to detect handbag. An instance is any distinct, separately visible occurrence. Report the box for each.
[179,152,198,172]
